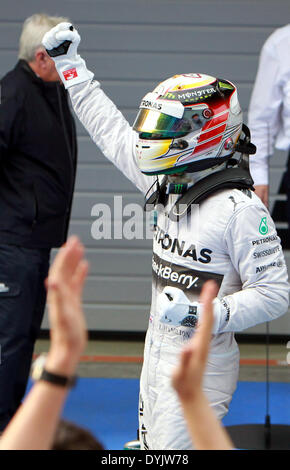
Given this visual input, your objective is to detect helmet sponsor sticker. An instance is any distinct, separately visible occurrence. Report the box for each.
[162,85,216,104]
[139,92,184,118]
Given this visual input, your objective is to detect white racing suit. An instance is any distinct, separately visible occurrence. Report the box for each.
[68,79,289,450]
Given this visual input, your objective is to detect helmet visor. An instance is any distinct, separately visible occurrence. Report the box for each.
[133,107,209,140]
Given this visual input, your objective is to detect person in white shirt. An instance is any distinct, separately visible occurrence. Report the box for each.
[248,24,290,208]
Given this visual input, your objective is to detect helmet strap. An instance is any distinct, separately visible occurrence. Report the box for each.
[235,124,256,155]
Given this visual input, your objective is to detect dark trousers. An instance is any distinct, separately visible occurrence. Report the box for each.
[0,244,50,431]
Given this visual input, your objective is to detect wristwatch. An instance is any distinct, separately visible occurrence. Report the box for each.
[32,354,77,388]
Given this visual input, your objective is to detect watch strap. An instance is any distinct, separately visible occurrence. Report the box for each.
[39,368,77,388]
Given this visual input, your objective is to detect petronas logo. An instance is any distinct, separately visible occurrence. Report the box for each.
[259,217,268,235]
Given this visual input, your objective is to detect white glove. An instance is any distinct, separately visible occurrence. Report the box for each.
[42,22,93,88]
[156,286,224,334]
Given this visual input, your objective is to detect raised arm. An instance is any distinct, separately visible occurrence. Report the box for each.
[42,22,152,195]
[0,237,88,450]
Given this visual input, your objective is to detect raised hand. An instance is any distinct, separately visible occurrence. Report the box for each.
[42,23,93,87]
[45,236,89,376]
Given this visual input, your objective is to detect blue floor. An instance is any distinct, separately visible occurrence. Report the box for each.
[26,379,290,450]
[62,378,139,450]
[222,381,290,426]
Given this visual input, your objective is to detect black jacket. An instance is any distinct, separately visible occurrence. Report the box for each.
[0,60,77,248]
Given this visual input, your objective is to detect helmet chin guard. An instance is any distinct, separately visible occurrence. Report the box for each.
[133,73,246,175]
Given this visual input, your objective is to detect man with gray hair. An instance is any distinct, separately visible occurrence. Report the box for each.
[0,14,77,430]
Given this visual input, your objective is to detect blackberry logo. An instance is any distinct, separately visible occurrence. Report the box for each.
[152,253,223,295]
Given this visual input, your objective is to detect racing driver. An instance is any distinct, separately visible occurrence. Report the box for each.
[42,23,289,450]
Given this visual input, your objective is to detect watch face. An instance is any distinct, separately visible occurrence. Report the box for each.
[31,354,47,381]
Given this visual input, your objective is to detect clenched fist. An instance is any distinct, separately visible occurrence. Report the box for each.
[42,22,93,88]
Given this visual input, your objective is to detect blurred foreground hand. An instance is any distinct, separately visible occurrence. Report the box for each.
[46,236,89,376]
[0,236,89,450]
[172,281,234,450]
